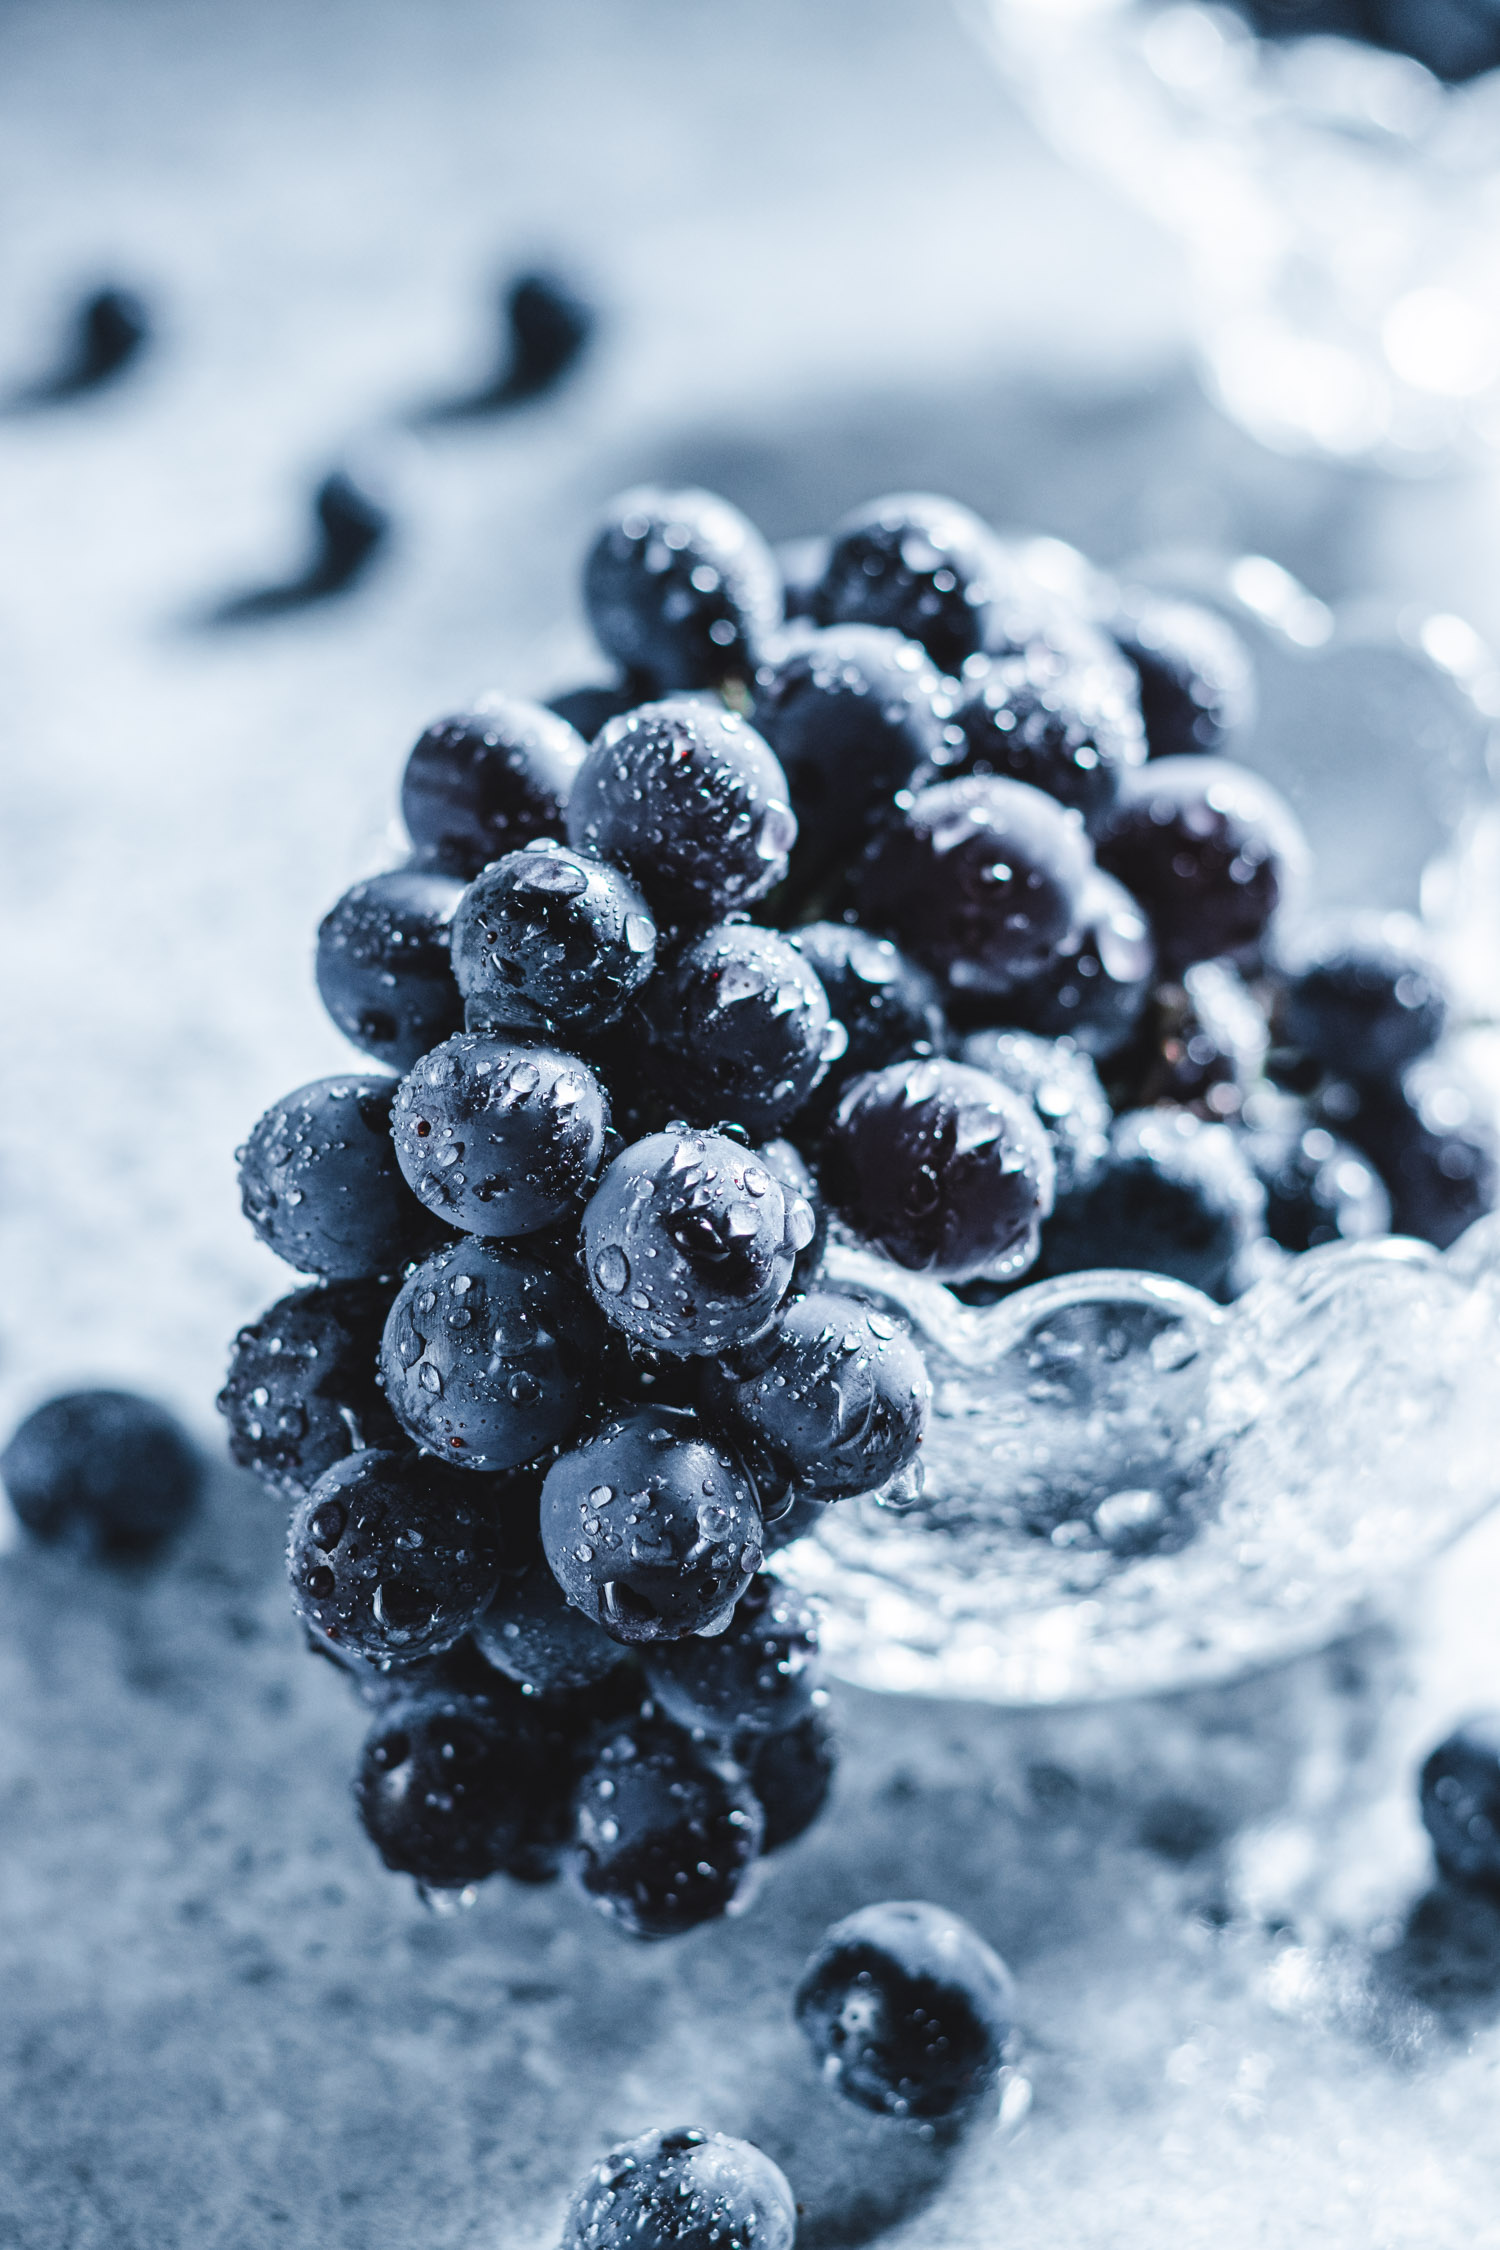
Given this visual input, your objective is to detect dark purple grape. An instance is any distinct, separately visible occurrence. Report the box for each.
[743,1709,837,1851]
[813,493,1002,672]
[581,1127,813,1357]
[472,1559,633,1695]
[949,638,1144,832]
[752,622,951,866]
[400,694,586,878]
[315,867,465,1074]
[390,1035,608,1237]
[218,1280,401,1498]
[381,1236,591,1469]
[639,922,836,1137]
[788,921,947,1118]
[823,1057,1055,1283]
[287,1448,509,1663]
[540,1405,763,1643]
[584,486,781,693]
[991,869,1155,1059]
[571,1715,764,1938]
[1,1389,200,1552]
[566,699,795,930]
[450,842,656,1038]
[356,1681,552,1887]
[794,1899,1015,2121]
[1276,913,1449,1084]
[859,776,1094,1000]
[643,1572,823,1739]
[237,1075,435,1281]
[560,2126,795,2250]
[705,1291,930,1502]
[1109,589,1256,759]
[1096,757,1307,975]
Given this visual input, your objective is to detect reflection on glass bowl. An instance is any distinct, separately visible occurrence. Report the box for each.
[975,0,1500,466]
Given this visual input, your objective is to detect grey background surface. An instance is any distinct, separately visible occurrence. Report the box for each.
[4,3,1500,2243]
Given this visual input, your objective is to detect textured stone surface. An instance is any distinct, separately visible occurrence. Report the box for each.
[6,1458,1500,2249]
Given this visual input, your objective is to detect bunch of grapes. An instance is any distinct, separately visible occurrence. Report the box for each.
[220,483,1488,1927]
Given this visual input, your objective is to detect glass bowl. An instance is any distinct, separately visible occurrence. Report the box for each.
[774,1220,1500,1703]
[974,0,1500,466]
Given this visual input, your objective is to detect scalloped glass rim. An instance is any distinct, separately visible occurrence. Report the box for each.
[774,1229,1500,1705]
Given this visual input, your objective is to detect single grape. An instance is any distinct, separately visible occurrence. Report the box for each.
[752,622,951,866]
[639,921,836,1137]
[356,1681,552,1887]
[400,693,586,878]
[1276,913,1449,1084]
[581,1126,813,1356]
[559,2125,796,2250]
[1,1389,200,1551]
[472,1559,634,1695]
[1109,588,1256,759]
[705,1291,930,1502]
[743,1708,837,1851]
[1239,1092,1391,1252]
[314,867,465,1074]
[584,486,782,692]
[991,868,1155,1059]
[823,1057,1055,1283]
[218,1280,400,1498]
[450,842,655,1038]
[813,492,1002,672]
[794,1899,1015,2120]
[566,699,796,929]
[237,1075,434,1281]
[859,775,1095,999]
[1322,1059,1498,1249]
[1096,756,1307,974]
[381,1235,592,1468]
[540,1405,763,1643]
[287,1447,509,1663]
[390,1034,609,1237]
[571,1715,764,1938]
[949,639,1145,831]
[643,1572,823,1738]
[789,921,947,1118]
